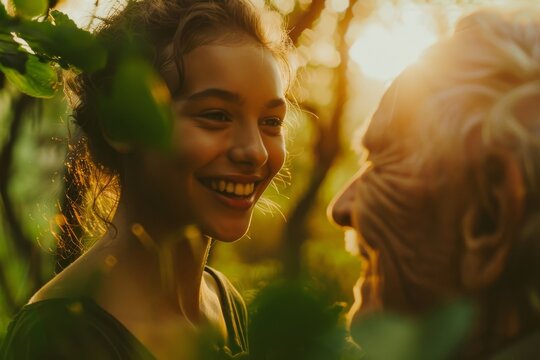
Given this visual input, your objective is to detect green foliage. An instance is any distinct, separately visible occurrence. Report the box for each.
[0,55,57,98]
[248,279,355,360]
[98,58,173,150]
[0,2,107,97]
[21,10,107,72]
[10,0,48,18]
[7,11,107,72]
[351,300,474,360]
[0,3,7,19]
[0,1,172,148]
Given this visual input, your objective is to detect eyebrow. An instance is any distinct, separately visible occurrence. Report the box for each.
[186,88,286,109]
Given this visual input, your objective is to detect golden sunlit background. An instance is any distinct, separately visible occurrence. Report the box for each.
[0,0,529,334]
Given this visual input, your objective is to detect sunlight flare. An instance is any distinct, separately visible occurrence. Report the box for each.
[349,3,438,82]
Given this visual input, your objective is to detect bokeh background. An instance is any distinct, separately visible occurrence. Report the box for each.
[0,0,529,337]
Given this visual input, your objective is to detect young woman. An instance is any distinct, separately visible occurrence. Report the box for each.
[1,0,293,358]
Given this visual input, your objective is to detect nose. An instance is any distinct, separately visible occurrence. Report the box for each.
[228,123,269,168]
[328,176,360,228]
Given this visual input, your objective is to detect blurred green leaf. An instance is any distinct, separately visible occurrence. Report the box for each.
[0,55,56,97]
[10,0,47,18]
[0,2,8,19]
[351,300,473,360]
[419,300,473,359]
[249,279,350,360]
[351,313,419,360]
[99,58,173,150]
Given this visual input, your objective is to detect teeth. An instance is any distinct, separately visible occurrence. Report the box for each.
[235,183,243,195]
[208,180,257,196]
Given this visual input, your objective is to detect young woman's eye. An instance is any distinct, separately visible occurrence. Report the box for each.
[260,117,284,127]
[201,110,231,122]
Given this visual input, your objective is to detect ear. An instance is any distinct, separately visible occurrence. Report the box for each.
[460,151,525,291]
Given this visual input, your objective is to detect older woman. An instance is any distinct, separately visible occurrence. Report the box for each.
[330,6,540,358]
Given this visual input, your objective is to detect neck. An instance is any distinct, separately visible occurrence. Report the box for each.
[91,198,212,324]
[464,285,540,358]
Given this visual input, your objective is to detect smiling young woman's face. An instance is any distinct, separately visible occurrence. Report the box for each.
[133,43,287,241]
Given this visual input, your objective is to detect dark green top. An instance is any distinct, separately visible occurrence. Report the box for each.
[0,267,248,359]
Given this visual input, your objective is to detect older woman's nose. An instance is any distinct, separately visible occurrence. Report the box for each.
[328,179,358,228]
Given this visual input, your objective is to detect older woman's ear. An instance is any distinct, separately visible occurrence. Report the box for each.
[460,150,525,291]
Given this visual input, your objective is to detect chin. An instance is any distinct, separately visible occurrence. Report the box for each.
[214,212,254,241]
[203,224,250,243]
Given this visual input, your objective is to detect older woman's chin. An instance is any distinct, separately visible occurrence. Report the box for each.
[347,274,382,329]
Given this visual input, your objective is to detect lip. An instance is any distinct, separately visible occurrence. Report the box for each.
[212,190,256,210]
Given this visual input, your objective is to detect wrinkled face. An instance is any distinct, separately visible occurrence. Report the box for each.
[328,95,465,329]
[132,43,286,241]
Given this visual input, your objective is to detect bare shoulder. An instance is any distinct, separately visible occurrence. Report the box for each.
[29,251,108,304]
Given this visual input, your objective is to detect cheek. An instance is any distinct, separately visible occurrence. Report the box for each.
[173,124,222,165]
[266,136,286,176]
[352,179,381,250]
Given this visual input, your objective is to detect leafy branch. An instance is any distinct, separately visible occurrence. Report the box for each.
[0,2,107,98]
[288,0,326,45]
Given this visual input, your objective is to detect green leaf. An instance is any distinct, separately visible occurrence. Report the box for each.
[249,280,349,360]
[99,58,173,150]
[418,300,473,359]
[350,300,473,360]
[0,54,57,97]
[14,11,107,72]
[0,34,28,73]
[10,0,48,18]
[0,2,8,20]
[48,9,75,27]
[351,313,419,360]
[0,51,28,73]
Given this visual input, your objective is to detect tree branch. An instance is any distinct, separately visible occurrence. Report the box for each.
[289,0,326,45]
[283,1,357,278]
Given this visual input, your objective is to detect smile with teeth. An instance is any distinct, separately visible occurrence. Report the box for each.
[203,179,257,197]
